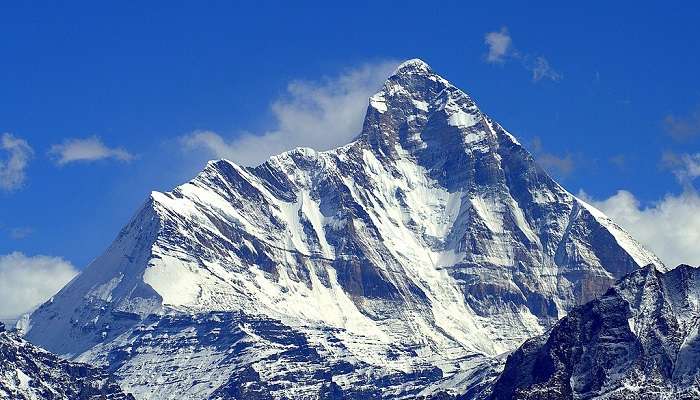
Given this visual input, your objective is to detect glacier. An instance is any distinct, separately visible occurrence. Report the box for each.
[24,59,664,399]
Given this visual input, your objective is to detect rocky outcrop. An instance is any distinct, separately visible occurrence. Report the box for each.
[0,325,133,400]
[489,265,700,400]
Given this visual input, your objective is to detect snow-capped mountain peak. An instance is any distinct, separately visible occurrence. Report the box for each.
[393,58,432,73]
[363,59,487,159]
[25,59,663,399]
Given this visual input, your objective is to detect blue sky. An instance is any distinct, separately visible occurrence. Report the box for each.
[2,2,700,318]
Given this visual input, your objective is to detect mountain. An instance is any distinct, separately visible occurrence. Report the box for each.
[24,59,663,399]
[489,264,700,400]
[0,322,133,399]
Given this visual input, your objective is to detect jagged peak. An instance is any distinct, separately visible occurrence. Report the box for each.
[361,59,488,159]
[391,58,433,76]
[369,58,471,114]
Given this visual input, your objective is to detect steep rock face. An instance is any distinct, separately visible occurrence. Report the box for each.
[489,265,700,400]
[25,59,662,399]
[0,323,133,399]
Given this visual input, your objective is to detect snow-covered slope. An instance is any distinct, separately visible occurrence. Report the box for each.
[0,322,133,399]
[489,264,700,400]
[25,59,663,399]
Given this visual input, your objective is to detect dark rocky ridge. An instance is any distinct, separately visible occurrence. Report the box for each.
[0,323,133,399]
[489,264,700,400]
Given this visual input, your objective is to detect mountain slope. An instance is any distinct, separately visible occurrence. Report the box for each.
[25,59,663,399]
[489,264,700,400]
[0,323,133,400]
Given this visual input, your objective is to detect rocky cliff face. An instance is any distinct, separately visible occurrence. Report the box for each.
[24,59,662,399]
[489,265,700,400]
[0,322,133,400]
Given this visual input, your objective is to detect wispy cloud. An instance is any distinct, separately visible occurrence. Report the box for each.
[661,151,700,187]
[527,56,562,82]
[0,252,78,320]
[580,190,700,267]
[181,60,398,166]
[49,136,134,165]
[483,27,561,82]
[0,133,33,192]
[663,107,700,141]
[530,136,575,177]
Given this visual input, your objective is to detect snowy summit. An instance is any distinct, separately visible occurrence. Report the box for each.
[25,59,663,399]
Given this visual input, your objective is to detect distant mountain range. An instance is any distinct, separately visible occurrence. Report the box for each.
[12,59,691,399]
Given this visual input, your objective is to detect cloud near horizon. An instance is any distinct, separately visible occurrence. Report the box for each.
[0,133,33,191]
[181,60,398,166]
[0,252,78,320]
[49,136,134,165]
[484,27,561,82]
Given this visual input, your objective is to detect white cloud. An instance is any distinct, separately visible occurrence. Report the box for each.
[0,252,78,320]
[0,133,33,191]
[49,136,134,165]
[483,27,561,82]
[484,27,512,63]
[579,190,700,268]
[181,60,398,166]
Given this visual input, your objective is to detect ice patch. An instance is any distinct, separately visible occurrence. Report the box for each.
[412,99,429,112]
[448,110,478,128]
[143,255,201,307]
[464,132,486,145]
[15,368,31,392]
[86,275,123,302]
[369,94,388,113]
